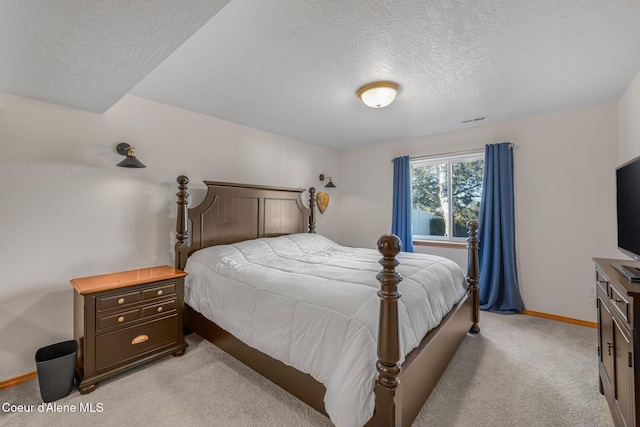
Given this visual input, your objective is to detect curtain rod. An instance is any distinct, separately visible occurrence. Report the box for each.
[391,143,514,163]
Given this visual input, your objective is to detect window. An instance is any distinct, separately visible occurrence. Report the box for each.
[411,151,484,241]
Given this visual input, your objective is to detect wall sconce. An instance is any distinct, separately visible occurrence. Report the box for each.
[319,174,336,188]
[116,143,146,168]
[357,81,400,108]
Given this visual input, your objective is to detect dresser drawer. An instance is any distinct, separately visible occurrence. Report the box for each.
[97,308,140,332]
[142,299,176,318]
[596,268,609,294]
[97,290,141,311]
[142,282,176,301]
[95,315,178,371]
[610,285,630,324]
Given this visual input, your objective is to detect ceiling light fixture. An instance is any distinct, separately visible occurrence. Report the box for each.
[357,81,400,108]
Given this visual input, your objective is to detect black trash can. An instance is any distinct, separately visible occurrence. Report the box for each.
[35,340,78,403]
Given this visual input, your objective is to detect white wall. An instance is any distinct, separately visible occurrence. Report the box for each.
[618,71,640,163]
[0,94,338,381]
[338,103,620,323]
[4,72,638,381]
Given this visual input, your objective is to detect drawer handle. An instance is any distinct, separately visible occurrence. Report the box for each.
[157,290,163,296]
[157,306,163,313]
[607,342,614,356]
[118,316,125,323]
[614,299,624,304]
[118,298,125,305]
[132,335,149,345]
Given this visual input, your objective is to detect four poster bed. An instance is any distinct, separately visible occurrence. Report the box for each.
[174,176,480,427]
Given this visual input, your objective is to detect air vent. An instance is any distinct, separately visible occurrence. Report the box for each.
[462,116,487,124]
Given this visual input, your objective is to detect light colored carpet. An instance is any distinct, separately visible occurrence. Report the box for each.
[1,312,613,426]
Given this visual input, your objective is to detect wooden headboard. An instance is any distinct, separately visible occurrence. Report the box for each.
[175,176,316,270]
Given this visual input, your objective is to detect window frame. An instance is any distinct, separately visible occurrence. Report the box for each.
[410,150,484,243]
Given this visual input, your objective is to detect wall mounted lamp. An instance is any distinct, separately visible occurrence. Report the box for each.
[357,81,400,108]
[116,143,146,168]
[319,174,336,188]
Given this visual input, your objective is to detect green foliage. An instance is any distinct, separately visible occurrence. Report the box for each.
[451,160,483,237]
[412,158,483,238]
[454,220,470,238]
[411,164,444,215]
[430,216,446,236]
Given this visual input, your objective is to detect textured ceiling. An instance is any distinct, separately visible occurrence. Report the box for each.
[0,0,230,112]
[2,1,640,150]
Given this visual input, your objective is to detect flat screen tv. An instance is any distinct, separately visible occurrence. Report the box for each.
[616,155,640,280]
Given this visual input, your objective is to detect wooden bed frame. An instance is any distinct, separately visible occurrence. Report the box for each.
[174,176,480,426]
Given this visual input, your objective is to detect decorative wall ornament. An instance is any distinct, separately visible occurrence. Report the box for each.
[316,192,330,214]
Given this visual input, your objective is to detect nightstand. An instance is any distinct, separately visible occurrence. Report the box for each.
[71,265,188,394]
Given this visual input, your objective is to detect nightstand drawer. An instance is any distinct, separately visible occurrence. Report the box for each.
[97,291,141,311]
[96,315,178,371]
[142,299,176,318]
[142,282,176,300]
[97,308,140,332]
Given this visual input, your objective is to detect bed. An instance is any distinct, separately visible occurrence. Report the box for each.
[174,176,480,427]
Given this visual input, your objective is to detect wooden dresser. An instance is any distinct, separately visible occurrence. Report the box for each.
[594,258,640,427]
[71,266,188,394]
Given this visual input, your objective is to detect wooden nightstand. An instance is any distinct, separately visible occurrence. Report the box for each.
[71,265,188,394]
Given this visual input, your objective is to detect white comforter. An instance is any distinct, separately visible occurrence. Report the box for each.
[184,233,467,427]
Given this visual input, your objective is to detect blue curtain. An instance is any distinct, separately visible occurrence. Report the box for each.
[392,156,414,252]
[478,143,525,313]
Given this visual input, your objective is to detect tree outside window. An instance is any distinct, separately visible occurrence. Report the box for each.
[411,153,484,240]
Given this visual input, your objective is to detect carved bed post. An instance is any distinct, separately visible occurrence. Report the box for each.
[374,234,403,426]
[176,175,190,271]
[308,187,316,233]
[466,220,480,333]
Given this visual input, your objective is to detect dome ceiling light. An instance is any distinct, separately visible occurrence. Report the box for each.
[357,81,400,108]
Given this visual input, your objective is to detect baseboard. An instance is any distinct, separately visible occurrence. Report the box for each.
[0,371,37,390]
[522,310,597,329]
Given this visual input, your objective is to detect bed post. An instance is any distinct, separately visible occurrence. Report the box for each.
[175,175,190,271]
[308,187,316,233]
[373,234,403,427]
[466,220,480,333]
